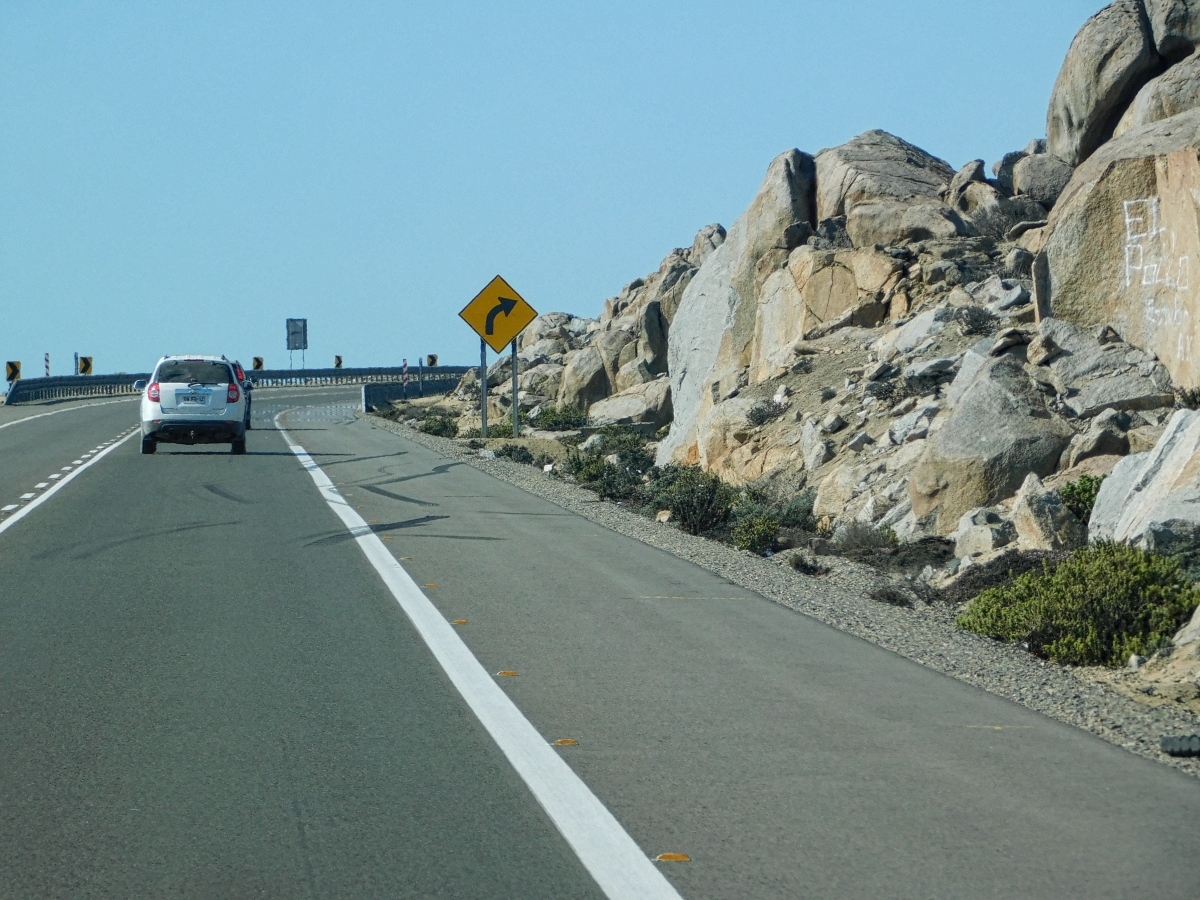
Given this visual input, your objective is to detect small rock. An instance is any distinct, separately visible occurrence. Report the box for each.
[990,328,1032,356]
[579,433,605,451]
[1093,324,1121,345]
[820,413,847,434]
[1012,472,1086,551]
[818,386,837,402]
[1128,654,1147,670]
[1026,333,1062,366]
[903,358,956,380]
[543,463,555,473]
[479,449,496,459]
[845,431,874,453]
[863,361,893,381]
[890,397,918,416]
[655,510,672,524]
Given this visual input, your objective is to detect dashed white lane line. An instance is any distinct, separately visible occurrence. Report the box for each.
[48,474,61,480]
[1,505,16,512]
[34,483,48,489]
[0,430,137,537]
[18,493,35,500]
[275,412,683,900]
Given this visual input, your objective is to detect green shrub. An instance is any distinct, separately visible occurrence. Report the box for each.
[747,400,787,428]
[1059,474,1105,523]
[956,543,1200,666]
[776,488,817,530]
[651,466,736,535]
[564,428,654,501]
[418,413,459,438]
[532,405,588,431]
[836,522,899,552]
[495,443,534,464]
[732,515,780,553]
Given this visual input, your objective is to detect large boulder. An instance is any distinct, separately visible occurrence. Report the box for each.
[1115,49,1200,135]
[1040,107,1200,387]
[909,356,1072,534]
[1145,0,1200,58]
[1011,473,1087,550]
[1011,153,1075,209]
[587,377,673,429]
[1046,0,1161,166]
[846,201,971,247]
[813,130,955,223]
[658,149,817,466]
[1090,408,1200,549]
[1037,318,1174,416]
[556,347,609,410]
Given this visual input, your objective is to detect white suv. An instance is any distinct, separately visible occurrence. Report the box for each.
[136,355,248,455]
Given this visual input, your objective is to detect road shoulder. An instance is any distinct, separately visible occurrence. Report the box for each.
[365,412,1200,779]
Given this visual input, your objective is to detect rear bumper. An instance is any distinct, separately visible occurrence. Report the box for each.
[143,419,245,444]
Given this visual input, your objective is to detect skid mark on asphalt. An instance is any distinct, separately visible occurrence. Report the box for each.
[33,521,231,561]
[303,515,452,546]
[203,484,253,504]
[356,484,440,506]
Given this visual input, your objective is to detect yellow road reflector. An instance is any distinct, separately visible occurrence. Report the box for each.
[400,556,412,560]
[383,537,393,541]
[424,583,437,588]
[452,619,468,625]
[655,853,690,862]
[369,519,377,524]
[496,671,518,677]
[553,739,578,746]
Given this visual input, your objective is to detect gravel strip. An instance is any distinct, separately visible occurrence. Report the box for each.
[367,414,1200,778]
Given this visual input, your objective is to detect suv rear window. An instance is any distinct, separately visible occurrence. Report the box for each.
[155,361,234,384]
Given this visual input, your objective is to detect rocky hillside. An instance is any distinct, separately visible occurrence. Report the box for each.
[448,1,1200,558]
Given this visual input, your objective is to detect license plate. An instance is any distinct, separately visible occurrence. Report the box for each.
[178,393,208,404]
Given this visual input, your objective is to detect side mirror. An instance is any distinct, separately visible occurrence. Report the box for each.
[244,379,254,390]
[133,380,147,391]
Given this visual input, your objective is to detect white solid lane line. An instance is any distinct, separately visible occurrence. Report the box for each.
[275,412,684,900]
[0,398,134,431]
[0,430,138,537]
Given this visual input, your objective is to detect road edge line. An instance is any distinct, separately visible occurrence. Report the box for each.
[0,428,138,536]
[0,398,135,431]
[275,412,683,900]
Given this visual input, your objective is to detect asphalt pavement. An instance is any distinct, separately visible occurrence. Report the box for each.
[1,387,1198,899]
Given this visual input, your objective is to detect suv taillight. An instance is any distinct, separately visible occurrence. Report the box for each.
[147,383,160,402]
[227,383,240,403]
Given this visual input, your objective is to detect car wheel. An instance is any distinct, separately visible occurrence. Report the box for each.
[141,438,157,455]
[231,438,246,455]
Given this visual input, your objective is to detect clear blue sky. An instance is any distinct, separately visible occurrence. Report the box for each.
[1,1,1100,374]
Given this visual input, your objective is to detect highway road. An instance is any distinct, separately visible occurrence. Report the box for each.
[1,386,1198,898]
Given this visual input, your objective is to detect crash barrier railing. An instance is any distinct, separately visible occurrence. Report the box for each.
[3,366,472,405]
[361,373,472,411]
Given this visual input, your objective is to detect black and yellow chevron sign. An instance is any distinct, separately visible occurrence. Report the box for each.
[5,361,19,382]
[426,354,438,367]
[78,356,93,375]
[252,357,264,370]
[334,356,343,369]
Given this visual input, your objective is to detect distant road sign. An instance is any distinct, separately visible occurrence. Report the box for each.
[286,318,308,351]
[426,354,438,367]
[334,355,342,369]
[253,357,264,370]
[460,275,538,353]
[5,362,19,382]
[78,357,93,375]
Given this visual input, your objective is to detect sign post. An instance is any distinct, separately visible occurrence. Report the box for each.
[459,275,538,441]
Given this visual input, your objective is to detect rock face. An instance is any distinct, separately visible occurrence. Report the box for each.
[1041,107,1200,387]
[1090,408,1200,549]
[1145,0,1200,58]
[1011,153,1075,209]
[910,356,1072,534]
[658,150,817,466]
[1046,0,1161,166]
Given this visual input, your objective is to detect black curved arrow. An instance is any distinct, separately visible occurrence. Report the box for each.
[486,296,517,335]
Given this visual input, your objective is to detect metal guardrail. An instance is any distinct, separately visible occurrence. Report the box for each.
[3,366,472,405]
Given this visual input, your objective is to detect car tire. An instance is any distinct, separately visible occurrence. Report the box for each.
[231,438,246,455]
[141,438,157,455]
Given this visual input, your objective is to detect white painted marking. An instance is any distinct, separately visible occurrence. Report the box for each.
[275,411,682,900]
[19,493,35,500]
[0,398,134,432]
[34,483,48,489]
[61,466,73,471]
[1,505,16,512]
[0,430,138,538]
[71,460,83,465]
[48,474,61,479]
